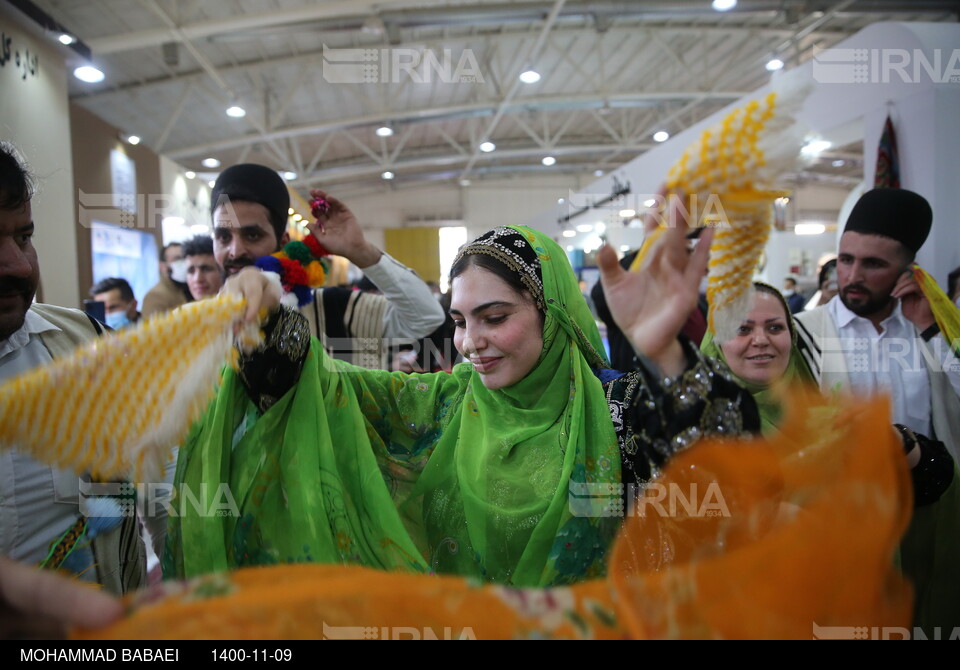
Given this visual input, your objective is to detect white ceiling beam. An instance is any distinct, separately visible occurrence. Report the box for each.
[74,24,849,102]
[461,0,570,176]
[153,81,194,152]
[299,141,651,185]
[165,90,746,158]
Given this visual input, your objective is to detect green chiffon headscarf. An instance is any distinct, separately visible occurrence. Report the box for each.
[700,283,815,434]
[166,225,622,587]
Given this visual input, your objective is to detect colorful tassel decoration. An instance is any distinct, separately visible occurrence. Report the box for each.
[0,294,258,483]
[632,74,813,343]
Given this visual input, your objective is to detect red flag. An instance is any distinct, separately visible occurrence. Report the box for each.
[875,115,900,188]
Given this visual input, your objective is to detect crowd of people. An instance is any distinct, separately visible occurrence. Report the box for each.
[1,139,958,637]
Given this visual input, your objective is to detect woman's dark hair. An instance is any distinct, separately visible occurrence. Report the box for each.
[450,252,529,298]
[0,142,35,210]
[449,252,545,325]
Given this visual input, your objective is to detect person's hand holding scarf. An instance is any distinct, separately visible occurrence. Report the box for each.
[892,267,936,333]
[597,194,713,377]
[222,265,282,339]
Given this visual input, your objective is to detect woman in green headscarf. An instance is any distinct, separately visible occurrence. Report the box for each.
[166,224,759,586]
[702,281,960,630]
[700,282,817,434]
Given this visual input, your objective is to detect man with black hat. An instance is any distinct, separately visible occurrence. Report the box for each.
[210,163,444,368]
[795,188,960,462]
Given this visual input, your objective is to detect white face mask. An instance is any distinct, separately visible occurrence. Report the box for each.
[169,259,188,283]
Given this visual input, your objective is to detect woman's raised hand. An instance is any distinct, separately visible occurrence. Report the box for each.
[597,191,713,377]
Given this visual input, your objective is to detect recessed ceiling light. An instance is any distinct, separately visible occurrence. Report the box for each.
[73,65,104,83]
[712,0,737,10]
[519,70,541,84]
[208,180,216,188]
[562,230,576,238]
[801,139,832,156]
[381,171,395,180]
[576,224,593,233]
[126,135,141,145]
[282,171,297,181]
[58,33,76,45]
[185,171,196,179]
[226,105,246,118]
[619,209,636,218]
[653,131,669,142]
[201,158,221,168]
[541,156,557,166]
[766,58,784,71]
[479,141,496,153]
[376,126,394,137]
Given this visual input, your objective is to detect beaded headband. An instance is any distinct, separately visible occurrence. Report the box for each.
[452,227,545,310]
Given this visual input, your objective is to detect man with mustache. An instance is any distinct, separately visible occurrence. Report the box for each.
[794,188,960,464]
[0,143,146,604]
[210,164,444,369]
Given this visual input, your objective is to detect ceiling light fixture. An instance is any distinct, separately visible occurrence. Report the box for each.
[376,126,394,137]
[226,105,246,118]
[282,171,297,181]
[185,171,196,179]
[125,135,141,146]
[73,65,104,83]
[479,141,496,152]
[58,33,76,45]
[765,58,784,71]
[541,156,557,166]
[201,158,221,168]
[653,131,669,143]
[801,139,832,156]
[381,171,395,180]
[519,69,541,84]
[712,0,737,11]
[619,209,636,218]
[562,230,576,238]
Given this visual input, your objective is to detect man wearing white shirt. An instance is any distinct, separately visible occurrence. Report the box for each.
[0,142,146,596]
[795,188,960,631]
[795,188,960,460]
